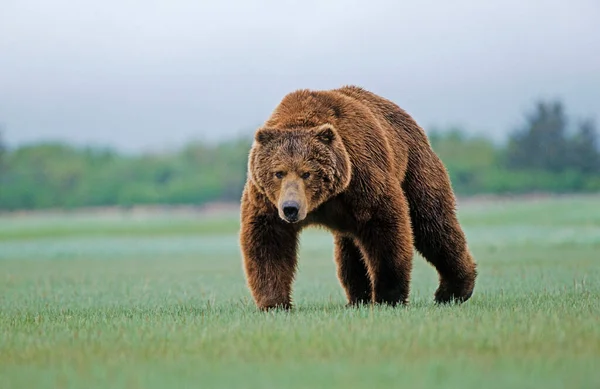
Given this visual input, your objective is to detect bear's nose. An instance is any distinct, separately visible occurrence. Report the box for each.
[282,201,300,221]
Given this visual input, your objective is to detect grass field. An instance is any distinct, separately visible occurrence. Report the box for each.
[1,195,599,389]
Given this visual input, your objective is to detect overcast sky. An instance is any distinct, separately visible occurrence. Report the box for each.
[1,0,599,152]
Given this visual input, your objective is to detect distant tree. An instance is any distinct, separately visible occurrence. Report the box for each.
[0,125,5,150]
[0,127,6,173]
[568,118,600,174]
[505,100,570,172]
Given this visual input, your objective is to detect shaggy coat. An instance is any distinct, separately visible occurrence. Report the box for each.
[240,85,477,310]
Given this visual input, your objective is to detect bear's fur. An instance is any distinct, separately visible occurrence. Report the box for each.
[239,85,477,310]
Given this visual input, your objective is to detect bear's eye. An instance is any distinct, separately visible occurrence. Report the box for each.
[275,171,285,179]
[300,172,311,179]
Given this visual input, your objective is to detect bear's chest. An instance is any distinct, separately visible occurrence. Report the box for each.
[305,198,357,235]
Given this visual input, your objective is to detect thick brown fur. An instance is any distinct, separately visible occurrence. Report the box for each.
[239,85,477,310]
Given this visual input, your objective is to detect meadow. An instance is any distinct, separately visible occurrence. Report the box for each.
[1,195,599,389]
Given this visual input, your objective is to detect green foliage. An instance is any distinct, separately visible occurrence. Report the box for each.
[0,100,599,211]
[0,136,252,210]
[428,128,501,194]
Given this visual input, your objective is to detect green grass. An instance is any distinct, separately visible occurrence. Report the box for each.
[1,195,599,388]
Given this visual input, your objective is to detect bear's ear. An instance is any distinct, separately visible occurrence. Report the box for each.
[315,125,336,145]
[255,128,278,145]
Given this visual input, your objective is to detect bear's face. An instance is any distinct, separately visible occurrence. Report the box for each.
[249,124,351,223]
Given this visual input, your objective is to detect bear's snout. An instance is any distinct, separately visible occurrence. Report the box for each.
[282,201,300,222]
[277,176,308,223]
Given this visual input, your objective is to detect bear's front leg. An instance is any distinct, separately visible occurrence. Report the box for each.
[240,205,299,311]
[334,235,372,306]
[356,192,414,306]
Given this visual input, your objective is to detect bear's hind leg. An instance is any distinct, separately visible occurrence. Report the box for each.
[334,235,372,306]
[402,151,477,304]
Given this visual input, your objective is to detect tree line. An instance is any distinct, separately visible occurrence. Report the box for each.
[0,100,598,211]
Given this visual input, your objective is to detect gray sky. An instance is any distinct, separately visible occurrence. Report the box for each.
[1,0,599,153]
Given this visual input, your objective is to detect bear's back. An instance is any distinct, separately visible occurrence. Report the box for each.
[264,85,423,181]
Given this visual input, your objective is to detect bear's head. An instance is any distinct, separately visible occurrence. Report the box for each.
[248,123,352,223]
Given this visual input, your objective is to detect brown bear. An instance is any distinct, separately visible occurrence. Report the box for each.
[239,85,477,310]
